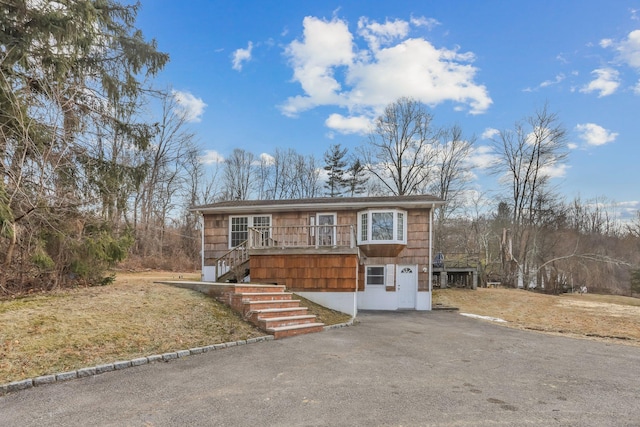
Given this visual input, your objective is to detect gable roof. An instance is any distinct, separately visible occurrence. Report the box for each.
[191,195,445,215]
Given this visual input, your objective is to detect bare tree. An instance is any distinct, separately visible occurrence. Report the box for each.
[258,148,320,200]
[359,97,438,195]
[291,153,320,199]
[491,104,568,287]
[266,148,295,199]
[221,148,255,200]
[627,210,640,238]
[429,124,475,218]
[426,124,476,251]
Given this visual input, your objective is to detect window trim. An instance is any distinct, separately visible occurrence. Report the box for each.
[228,214,272,248]
[365,265,386,286]
[316,212,337,246]
[357,209,407,245]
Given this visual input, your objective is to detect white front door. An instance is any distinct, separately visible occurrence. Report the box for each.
[397,265,417,309]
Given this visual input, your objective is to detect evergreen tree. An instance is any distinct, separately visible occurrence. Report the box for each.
[0,0,168,291]
[346,158,368,197]
[323,144,348,197]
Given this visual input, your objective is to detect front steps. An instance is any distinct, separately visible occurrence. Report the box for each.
[158,281,326,339]
[222,284,325,339]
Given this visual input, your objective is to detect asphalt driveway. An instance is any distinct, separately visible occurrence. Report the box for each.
[2,311,640,426]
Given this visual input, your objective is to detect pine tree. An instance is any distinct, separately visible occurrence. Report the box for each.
[346,158,368,196]
[323,144,348,197]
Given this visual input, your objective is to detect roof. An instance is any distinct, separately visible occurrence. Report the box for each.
[191,195,445,215]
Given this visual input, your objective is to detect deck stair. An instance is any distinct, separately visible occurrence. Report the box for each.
[221,284,324,339]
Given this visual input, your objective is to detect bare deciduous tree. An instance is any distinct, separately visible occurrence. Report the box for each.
[360,97,438,196]
[491,104,568,287]
[221,148,255,201]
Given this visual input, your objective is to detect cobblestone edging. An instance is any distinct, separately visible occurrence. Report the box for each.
[323,319,354,331]
[0,335,274,396]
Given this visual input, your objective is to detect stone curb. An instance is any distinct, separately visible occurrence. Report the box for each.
[0,335,274,397]
[323,319,354,331]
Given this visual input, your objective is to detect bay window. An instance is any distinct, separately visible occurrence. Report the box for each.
[358,209,407,244]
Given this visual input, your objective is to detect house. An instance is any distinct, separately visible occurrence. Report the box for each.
[191,195,445,317]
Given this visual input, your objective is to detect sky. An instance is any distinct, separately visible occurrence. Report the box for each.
[135,0,640,219]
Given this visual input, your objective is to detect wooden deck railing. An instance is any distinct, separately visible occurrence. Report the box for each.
[433,252,480,269]
[248,225,356,249]
[214,241,249,280]
[212,225,356,281]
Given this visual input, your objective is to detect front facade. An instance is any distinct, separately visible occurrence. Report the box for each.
[192,195,444,316]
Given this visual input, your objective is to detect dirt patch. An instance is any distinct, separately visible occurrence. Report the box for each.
[433,288,640,346]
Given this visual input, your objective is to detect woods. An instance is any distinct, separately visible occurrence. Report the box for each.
[0,0,172,291]
[1,3,638,297]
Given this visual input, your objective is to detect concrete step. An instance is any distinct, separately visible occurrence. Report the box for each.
[232,284,286,294]
[235,292,293,302]
[242,299,301,314]
[259,315,318,329]
[267,323,325,339]
[247,307,309,323]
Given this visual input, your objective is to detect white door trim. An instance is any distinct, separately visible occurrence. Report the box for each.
[397,264,418,309]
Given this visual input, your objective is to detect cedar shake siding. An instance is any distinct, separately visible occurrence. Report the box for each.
[250,253,359,292]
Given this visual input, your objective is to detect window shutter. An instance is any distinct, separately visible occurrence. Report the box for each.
[386,264,395,288]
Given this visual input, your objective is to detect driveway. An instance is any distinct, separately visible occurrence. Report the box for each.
[2,311,639,426]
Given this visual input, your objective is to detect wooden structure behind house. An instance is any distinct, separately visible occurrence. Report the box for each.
[192,195,445,316]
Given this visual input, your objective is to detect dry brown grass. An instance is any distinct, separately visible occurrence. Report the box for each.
[0,272,265,384]
[0,272,353,384]
[434,288,640,346]
[293,294,352,325]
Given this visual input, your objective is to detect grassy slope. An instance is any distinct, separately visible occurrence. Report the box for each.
[4,275,638,384]
[434,288,640,345]
[0,272,352,384]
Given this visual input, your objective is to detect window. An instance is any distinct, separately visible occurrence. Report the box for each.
[357,209,407,244]
[371,212,394,240]
[317,213,336,246]
[366,266,385,285]
[360,213,368,242]
[230,217,249,247]
[229,215,271,248]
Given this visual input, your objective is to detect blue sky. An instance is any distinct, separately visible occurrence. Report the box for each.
[136,1,640,218]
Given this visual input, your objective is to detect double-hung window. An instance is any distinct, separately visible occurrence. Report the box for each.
[366,266,386,285]
[229,215,271,248]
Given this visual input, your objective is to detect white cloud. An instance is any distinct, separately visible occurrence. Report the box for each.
[259,152,275,166]
[468,145,498,170]
[357,17,409,51]
[410,16,441,30]
[540,162,569,179]
[580,68,620,97]
[567,142,578,149]
[232,41,253,71]
[599,38,613,48]
[281,16,354,117]
[524,73,566,92]
[325,113,373,134]
[634,79,640,95]
[172,90,207,122]
[281,15,492,121]
[200,150,224,164]
[540,73,566,88]
[615,29,640,69]
[481,128,499,140]
[575,123,618,146]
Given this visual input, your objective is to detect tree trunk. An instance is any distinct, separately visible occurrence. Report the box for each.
[0,221,16,292]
